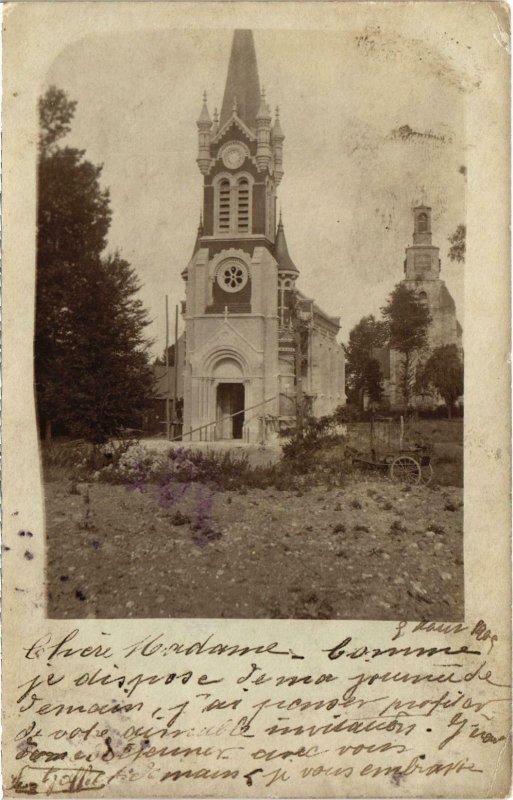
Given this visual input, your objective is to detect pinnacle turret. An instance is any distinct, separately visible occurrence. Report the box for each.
[272,105,285,185]
[275,212,299,274]
[256,87,272,171]
[256,87,271,122]
[212,107,219,135]
[197,91,212,126]
[196,91,212,174]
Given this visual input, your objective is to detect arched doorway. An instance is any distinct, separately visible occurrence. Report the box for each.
[216,383,245,439]
[212,356,245,440]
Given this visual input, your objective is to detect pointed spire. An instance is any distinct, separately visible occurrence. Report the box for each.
[275,212,299,274]
[257,87,272,123]
[197,91,212,127]
[272,106,285,185]
[220,30,261,130]
[272,105,284,140]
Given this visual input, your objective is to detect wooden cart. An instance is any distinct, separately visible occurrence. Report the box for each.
[351,415,433,485]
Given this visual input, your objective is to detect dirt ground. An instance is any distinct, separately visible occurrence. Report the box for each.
[46,474,464,621]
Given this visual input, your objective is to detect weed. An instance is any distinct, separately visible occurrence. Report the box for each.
[333,523,346,533]
[350,499,362,509]
[428,524,446,535]
[168,510,191,526]
[354,524,369,533]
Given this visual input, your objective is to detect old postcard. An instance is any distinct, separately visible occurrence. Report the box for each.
[2,1,511,797]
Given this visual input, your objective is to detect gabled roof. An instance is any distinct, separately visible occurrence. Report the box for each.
[219,30,261,131]
[297,290,340,331]
[212,113,257,145]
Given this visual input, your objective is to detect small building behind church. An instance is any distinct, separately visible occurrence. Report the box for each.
[179,30,345,442]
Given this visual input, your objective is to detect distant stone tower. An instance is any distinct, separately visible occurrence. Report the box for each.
[385,205,463,409]
[402,205,462,349]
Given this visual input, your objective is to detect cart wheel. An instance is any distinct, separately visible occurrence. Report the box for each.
[390,455,422,485]
[421,463,434,485]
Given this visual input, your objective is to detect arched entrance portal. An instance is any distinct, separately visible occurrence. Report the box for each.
[216,383,245,439]
[212,356,246,440]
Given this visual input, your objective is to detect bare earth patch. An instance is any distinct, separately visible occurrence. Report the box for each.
[46,476,463,621]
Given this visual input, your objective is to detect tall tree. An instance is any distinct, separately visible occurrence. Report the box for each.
[362,358,384,405]
[418,345,464,419]
[344,315,388,409]
[448,224,466,263]
[154,343,176,366]
[36,86,153,442]
[381,284,431,413]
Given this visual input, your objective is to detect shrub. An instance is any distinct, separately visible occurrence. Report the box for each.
[66,412,353,493]
[41,439,90,481]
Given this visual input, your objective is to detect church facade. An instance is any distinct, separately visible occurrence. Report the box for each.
[180,30,345,442]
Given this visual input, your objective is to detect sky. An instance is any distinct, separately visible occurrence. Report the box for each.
[46,27,466,357]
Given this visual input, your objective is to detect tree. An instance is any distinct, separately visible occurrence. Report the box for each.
[418,345,463,419]
[36,87,153,442]
[363,358,384,405]
[381,284,431,413]
[154,343,175,366]
[344,315,388,409]
[448,224,466,263]
[283,292,311,438]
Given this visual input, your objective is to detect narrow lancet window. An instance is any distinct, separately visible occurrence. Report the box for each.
[219,180,231,231]
[237,178,249,232]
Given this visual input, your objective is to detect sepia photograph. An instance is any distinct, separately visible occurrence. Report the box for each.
[4,4,511,797]
[38,26,465,621]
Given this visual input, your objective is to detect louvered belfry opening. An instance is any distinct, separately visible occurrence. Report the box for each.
[237,178,249,232]
[219,180,231,231]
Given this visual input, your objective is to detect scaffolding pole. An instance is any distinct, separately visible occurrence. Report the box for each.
[165,295,170,440]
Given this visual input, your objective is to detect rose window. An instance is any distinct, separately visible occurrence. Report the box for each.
[216,259,249,293]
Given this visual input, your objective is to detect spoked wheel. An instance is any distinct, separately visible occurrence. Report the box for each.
[390,455,422,485]
[421,463,434,485]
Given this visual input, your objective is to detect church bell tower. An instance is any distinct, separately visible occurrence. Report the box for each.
[402,205,461,350]
[181,30,285,442]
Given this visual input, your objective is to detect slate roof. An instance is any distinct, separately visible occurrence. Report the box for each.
[219,30,261,131]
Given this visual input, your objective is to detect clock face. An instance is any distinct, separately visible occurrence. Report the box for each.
[222,144,245,170]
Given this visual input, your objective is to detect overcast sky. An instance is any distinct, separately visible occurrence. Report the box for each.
[46,28,465,357]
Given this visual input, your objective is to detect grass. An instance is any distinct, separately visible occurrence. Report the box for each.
[344,420,463,487]
[40,417,463,490]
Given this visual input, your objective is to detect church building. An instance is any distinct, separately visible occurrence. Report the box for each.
[180,30,345,442]
[377,205,463,409]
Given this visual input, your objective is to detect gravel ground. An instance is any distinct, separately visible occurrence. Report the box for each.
[46,476,463,620]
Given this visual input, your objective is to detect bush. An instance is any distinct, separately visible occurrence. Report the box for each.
[417,405,464,420]
[281,411,349,476]
[54,406,355,492]
[41,439,91,481]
